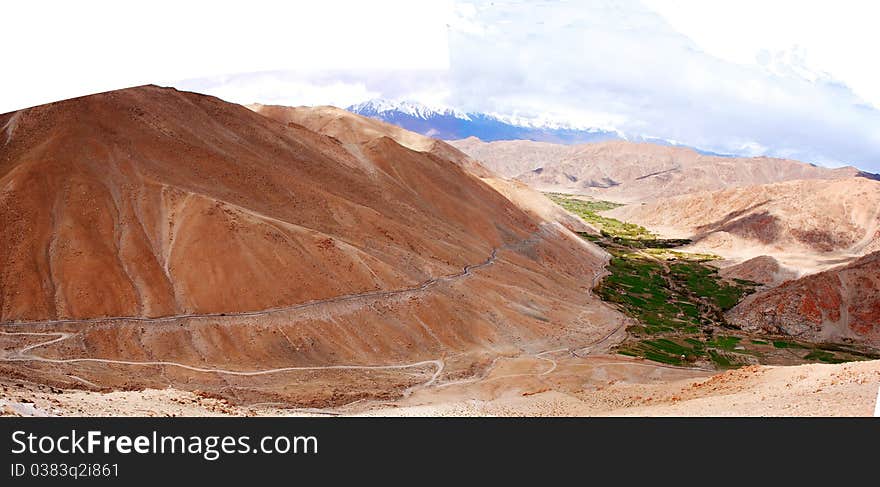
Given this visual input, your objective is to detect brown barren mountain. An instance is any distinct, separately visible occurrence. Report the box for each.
[451,137,863,203]
[605,178,880,273]
[250,104,596,234]
[0,86,620,405]
[728,252,880,345]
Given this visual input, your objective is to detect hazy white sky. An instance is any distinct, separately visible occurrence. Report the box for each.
[4,0,880,170]
[644,0,880,108]
[2,0,451,112]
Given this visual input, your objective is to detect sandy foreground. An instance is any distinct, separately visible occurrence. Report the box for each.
[2,355,878,417]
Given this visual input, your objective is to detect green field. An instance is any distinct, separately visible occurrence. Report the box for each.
[549,192,880,369]
[546,194,656,240]
[594,244,757,335]
[594,241,761,367]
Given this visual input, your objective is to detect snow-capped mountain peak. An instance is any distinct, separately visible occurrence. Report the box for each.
[348,99,472,121]
[346,98,623,144]
[345,98,713,152]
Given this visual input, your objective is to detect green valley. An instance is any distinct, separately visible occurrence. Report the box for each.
[547,193,880,369]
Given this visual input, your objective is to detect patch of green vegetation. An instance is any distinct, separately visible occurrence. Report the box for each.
[576,232,602,242]
[607,236,696,249]
[619,339,695,365]
[642,248,718,261]
[803,349,846,364]
[773,340,807,349]
[547,194,656,240]
[788,343,880,364]
[707,349,736,368]
[545,193,623,211]
[582,226,880,369]
[706,336,741,350]
[596,251,696,335]
[816,343,880,360]
[668,261,751,311]
[593,239,760,339]
[670,261,754,311]
[559,194,880,370]
[643,339,692,356]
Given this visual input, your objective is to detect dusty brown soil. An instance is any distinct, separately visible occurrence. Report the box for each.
[4,355,877,417]
[352,354,880,417]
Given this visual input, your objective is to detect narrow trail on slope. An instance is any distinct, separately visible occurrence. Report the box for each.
[0,331,444,381]
[0,250,495,328]
[0,227,550,329]
[0,229,549,395]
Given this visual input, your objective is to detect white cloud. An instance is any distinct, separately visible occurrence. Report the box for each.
[6,0,880,172]
[643,0,880,109]
[1,0,452,113]
[441,0,880,171]
[146,1,880,172]
[180,73,381,108]
[176,70,453,108]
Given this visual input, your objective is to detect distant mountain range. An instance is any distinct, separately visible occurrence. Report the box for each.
[347,98,728,154]
[449,137,867,203]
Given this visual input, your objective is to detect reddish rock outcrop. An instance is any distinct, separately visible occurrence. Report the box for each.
[728,252,880,345]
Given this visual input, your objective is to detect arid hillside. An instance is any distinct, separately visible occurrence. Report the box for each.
[450,137,570,178]
[250,104,595,234]
[0,86,621,406]
[716,256,799,287]
[451,138,865,203]
[605,178,880,273]
[728,252,880,346]
[1,87,531,321]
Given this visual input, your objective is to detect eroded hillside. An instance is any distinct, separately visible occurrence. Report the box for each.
[0,86,622,406]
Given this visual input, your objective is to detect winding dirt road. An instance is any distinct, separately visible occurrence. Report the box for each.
[1,330,444,384]
[0,250,499,328]
[0,225,701,410]
[0,229,555,394]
